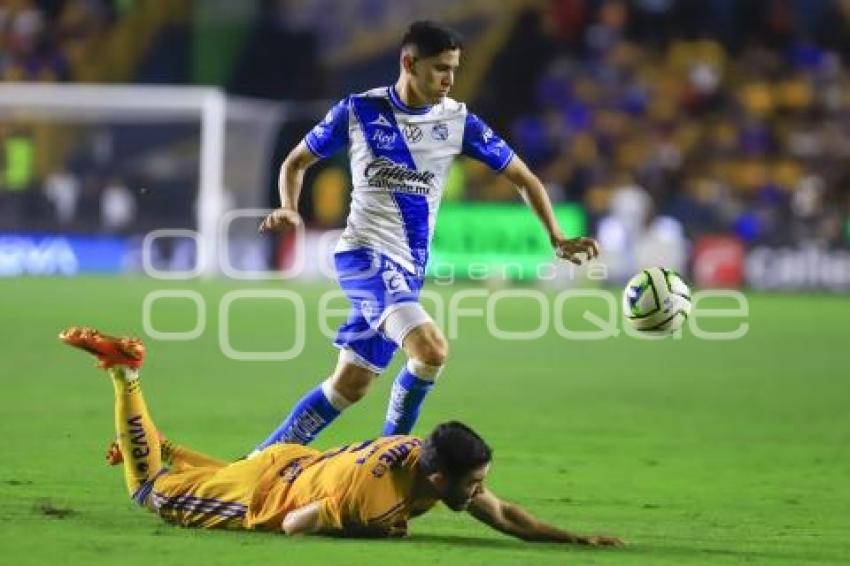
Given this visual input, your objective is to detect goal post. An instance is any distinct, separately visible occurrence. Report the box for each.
[0,82,290,276]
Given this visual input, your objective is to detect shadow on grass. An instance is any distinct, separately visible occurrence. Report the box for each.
[191,528,561,551]
[408,534,841,563]
[404,533,628,553]
[144,525,842,563]
[403,533,529,549]
[634,542,838,563]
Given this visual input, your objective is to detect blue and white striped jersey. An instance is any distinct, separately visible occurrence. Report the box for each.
[304,85,514,274]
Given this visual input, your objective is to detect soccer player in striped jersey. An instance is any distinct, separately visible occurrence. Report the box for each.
[256,21,600,449]
[60,327,622,546]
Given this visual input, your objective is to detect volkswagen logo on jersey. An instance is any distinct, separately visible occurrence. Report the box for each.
[403,124,423,143]
[431,122,449,141]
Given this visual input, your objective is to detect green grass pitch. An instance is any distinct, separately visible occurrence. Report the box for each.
[1,276,848,565]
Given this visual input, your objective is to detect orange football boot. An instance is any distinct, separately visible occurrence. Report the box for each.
[59,327,145,369]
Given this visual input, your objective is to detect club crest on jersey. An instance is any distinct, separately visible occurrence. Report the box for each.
[403,123,423,143]
[371,130,398,151]
[431,122,449,141]
[368,114,393,128]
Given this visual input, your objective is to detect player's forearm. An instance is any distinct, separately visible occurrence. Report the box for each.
[277,141,318,211]
[503,158,562,240]
[278,159,305,211]
[501,503,582,543]
[517,178,563,242]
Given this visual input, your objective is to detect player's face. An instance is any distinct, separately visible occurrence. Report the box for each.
[411,49,461,104]
[440,463,489,511]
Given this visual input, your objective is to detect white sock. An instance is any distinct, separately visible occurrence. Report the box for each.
[321,379,353,411]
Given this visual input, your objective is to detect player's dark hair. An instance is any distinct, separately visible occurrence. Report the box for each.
[401,21,463,57]
[419,421,492,477]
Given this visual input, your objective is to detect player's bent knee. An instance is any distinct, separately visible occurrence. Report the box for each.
[414,335,448,367]
[330,354,378,403]
[382,303,449,365]
[407,325,449,367]
[382,303,435,349]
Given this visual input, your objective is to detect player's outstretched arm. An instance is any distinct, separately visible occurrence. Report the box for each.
[259,141,319,233]
[501,155,600,265]
[467,488,623,547]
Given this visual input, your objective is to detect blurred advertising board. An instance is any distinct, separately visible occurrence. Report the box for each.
[0,234,128,276]
[427,203,586,280]
[692,235,745,289]
[694,235,850,291]
[745,244,850,291]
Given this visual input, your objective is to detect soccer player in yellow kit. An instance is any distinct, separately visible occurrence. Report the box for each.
[60,327,622,546]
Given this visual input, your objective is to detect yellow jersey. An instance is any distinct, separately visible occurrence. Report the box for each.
[246,435,438,534]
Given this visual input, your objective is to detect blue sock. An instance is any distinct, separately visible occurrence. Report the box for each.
[382,366,434,436]
[255,385,340,449]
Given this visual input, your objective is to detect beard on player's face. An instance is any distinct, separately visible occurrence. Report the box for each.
[434,465,488,511]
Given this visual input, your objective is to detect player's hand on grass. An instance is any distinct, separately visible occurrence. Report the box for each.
[259,207,303,233]
[576,534,624,547]
[551,234,600,265]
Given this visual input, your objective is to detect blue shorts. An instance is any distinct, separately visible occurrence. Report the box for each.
[333,248,424,373]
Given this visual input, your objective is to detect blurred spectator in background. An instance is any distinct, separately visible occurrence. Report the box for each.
[1,0,70,81]
[597,181,687,282]
[494,0,850,251]
[43,168,80,225]
[100,177,135,232]
[3,0,850,255]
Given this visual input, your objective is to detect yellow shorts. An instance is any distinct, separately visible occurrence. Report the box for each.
[134,443,317,530]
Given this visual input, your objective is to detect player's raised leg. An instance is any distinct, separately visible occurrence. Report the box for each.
[59,327,163,498]
[252,349,374,450]
[381,306,448,435]
[105,434,226,469]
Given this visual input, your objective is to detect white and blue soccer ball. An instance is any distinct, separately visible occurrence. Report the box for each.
[623,267,692,334]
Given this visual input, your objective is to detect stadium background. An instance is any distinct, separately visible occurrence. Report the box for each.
[1,1,848,564]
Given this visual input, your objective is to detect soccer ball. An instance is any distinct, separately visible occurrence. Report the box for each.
[623,267,692,334]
